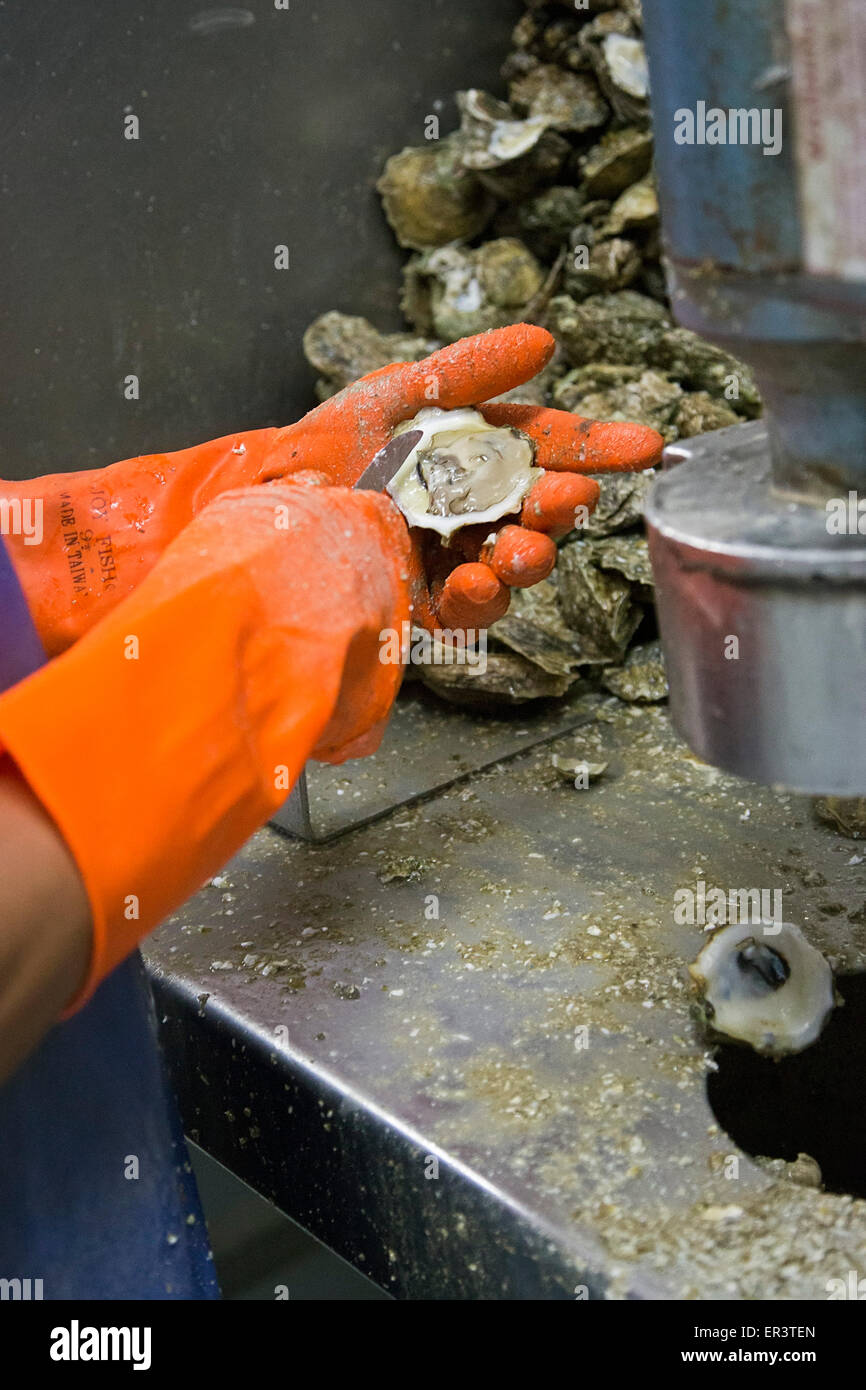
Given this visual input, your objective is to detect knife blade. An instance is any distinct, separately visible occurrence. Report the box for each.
[353,429,422,493]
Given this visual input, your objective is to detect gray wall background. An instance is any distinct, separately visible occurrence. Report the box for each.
[1,0,521,480]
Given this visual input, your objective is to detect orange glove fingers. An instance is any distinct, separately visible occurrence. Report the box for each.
[482,525,557,589]
[0,486,411,1009]
[479,403,664,473]
[259,325,557,486]
[437,562,511,630]
[521,472,601,538]
[383,322,555,420]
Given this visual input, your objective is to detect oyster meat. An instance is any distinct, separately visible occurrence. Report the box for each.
[387,406,539,538]
[689,921,837,1057]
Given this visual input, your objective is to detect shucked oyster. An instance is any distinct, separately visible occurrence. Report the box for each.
[387,407,539,538]
[689,922,837,1057]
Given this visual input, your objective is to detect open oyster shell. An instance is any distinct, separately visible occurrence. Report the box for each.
[387,406,539,539]
[689,922,837,1057]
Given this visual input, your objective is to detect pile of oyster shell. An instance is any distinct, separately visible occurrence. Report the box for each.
[303,0,762,709]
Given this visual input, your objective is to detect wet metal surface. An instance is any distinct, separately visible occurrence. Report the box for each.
[272,684,595,841]
[647,422,866,796]
[147,693,866,1299]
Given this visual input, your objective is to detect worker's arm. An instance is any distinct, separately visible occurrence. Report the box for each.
[0,759,91,1081]
[0,485,412,1065]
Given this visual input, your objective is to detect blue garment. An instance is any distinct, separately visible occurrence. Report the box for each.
[0,536,218,1298]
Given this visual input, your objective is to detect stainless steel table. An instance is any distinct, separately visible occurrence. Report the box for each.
[146,688,866,1299]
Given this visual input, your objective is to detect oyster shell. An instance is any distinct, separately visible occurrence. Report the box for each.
[689,922,837,1057]
[401,240,545,342]
[582,468,655,537]
[515,185,588,261]
[563,236,642,301]
[556,537,642,661]
[491,576,585,675]
[651,327,762,418]
[602,173,659,237]
[458,89,550,169]
[552,363,682,440]
[600,638,667,702]
[376,137,495,251]
[602,34,650,102]
[548,290,670,367]
[589,533,655,588]
[552,753,608,783]
[674,391,742,439]
[509,64,609,134]
[387,407,539,538]
[580,15,651,124]
[814,797,866,840]
[418,649,574,708]
[754,1152,823,1190]
[303,312,439,400]
[455,88,570,202]
[579,126,653,200]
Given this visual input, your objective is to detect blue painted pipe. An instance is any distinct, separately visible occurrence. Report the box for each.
[642,0,866,496]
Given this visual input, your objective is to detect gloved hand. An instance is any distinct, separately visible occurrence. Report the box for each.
[2,325,662,652]
[0,484,413,1008]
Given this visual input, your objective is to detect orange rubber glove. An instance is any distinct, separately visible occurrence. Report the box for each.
[0,485,413,1009]
[2,325,662,653]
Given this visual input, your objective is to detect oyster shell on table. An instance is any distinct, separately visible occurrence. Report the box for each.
[555,536,643,662]
[418,648,574,709]
[689,921,837,1057]
[387,406,539,539]
[814,797,866,840]
[600,638,667,702]
[491,575,586,676]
